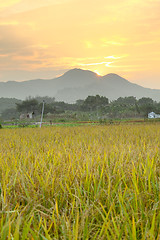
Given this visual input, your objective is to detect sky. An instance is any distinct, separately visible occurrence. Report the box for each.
[0,0,160,88]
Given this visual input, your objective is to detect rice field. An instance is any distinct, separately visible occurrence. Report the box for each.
[0,124,160,239]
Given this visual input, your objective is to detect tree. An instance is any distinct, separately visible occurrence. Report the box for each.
[76,99,84,106]
[81,95,109,111]
[35,96,55,104]
[109,96,138,118]
[16,99,39,113]
[112,96,137,106]
[137,97,155,117]
[1,108,19,120]
[39,103,57,114]
[137,97,154,106]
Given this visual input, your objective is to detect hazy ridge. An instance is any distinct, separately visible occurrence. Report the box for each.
[0,68,160,103]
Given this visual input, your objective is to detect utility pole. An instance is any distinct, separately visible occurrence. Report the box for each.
[40,100,45,128]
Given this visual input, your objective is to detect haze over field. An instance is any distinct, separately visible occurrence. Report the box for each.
[0,0,160,90]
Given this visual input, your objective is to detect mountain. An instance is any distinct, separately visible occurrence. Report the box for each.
[0,68,160,102]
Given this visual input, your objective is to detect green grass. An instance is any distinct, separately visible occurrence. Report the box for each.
[1,121,98,129]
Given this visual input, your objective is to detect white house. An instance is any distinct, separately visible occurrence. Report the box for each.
[148,112,160,119]
[20,112,34,120]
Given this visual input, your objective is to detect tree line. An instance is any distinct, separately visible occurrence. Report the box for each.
[1,95,160,120]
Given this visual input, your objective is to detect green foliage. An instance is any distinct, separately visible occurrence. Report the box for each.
[137,97,154,105]
[137,97,155,117]
[1,95,160,121]
[59,118,66,122]
[1,108,19,120]
[109,96,160,118]
[113,96,137,106]
[109,96,137,118]
[34,96,55,104]
[135,102,140,114]
[76,99,84,106]
[81,95,109,111]
[39,102,56,114]
[0,97,21,115]
[16,99,39,113]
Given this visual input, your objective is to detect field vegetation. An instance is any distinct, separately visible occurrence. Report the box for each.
[0,124,160,239]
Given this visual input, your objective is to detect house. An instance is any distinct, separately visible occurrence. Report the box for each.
[148,112,160,119]
[20,112,34,120]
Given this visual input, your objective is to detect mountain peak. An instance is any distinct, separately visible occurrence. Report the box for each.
[103,73,129,83]
[106,73,122,77]
[63,68,98,77]
[64,69,124,80]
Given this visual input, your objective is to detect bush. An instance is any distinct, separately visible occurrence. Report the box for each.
[99,119,107,124]
[59,119,66,122]
[0,124,2,129]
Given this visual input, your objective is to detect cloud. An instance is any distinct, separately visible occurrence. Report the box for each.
[0,21,19,26]
[0,0,160,84]
[79,61,114,66]
[0,25,33,55]
[84,41,93,49]
[103,41,124,46]
[104,55,128,59]
[133,40,158,46]
[0,0,72,15]
[0,53,9,57]
[0,0,21,8]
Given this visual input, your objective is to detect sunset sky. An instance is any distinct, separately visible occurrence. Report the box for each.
[0,0,160,88]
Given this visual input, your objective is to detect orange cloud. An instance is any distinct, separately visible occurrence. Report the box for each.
[0,0,159,88]
[0,0,21,8]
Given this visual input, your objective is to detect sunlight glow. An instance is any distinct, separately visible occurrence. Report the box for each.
[105,62,113,67]
[0,0,159,86]
[80,61,114,66]
[94,70,101,76]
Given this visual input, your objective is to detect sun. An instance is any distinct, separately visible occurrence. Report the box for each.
[94,70,101,76]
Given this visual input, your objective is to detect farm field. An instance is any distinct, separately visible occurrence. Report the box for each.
[0,124,160,239]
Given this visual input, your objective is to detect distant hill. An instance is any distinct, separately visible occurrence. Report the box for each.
[0,68,160,103]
